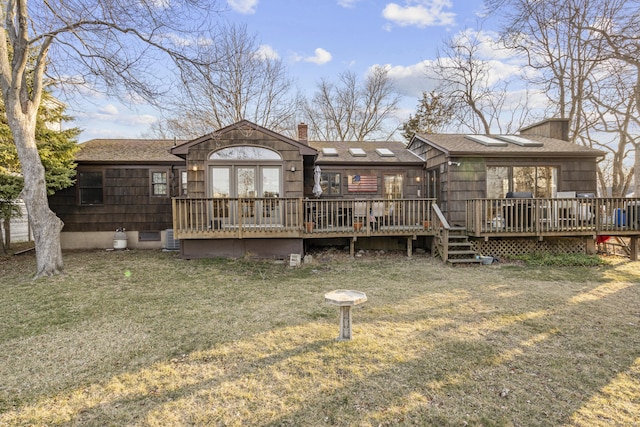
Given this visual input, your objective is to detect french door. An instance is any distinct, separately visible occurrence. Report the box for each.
[210,165,282,226]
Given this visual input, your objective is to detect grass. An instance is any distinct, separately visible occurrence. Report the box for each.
[512,252,609,267]
[1,249,639,426]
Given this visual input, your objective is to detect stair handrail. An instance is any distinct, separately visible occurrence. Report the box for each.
[432,204,450,262]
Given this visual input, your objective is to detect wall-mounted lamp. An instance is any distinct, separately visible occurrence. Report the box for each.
[448,161,461,167]
[290,166,296,172]
[415,176,421,183]
[192,165,198,171]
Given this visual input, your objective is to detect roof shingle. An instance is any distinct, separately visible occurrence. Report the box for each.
[76,139,186,163]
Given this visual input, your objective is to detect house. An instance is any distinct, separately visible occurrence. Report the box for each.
[48,119,640,261]
[48,138,186,250]
[408,119,600,226]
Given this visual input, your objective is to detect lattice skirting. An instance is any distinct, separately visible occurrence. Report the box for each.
[470,237,588,258]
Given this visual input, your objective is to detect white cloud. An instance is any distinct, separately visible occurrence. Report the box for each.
[227,0,258,14]
[382,0,455,28]
[304,48,332,65]
[98,104,119,115]
[378,60,437,97]
[338,0,360,8]
[255,44,280,60]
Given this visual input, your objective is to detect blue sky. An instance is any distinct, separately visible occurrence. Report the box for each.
[68,0,494,142]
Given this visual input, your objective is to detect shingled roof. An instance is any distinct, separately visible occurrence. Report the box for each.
[414,134,604,158]
[308,140,423,164]
[76,139,186,163]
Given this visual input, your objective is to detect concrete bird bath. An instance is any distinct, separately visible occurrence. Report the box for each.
[324,289,368,340]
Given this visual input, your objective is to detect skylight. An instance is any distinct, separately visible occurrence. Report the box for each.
[464,135,507,147]
[496,135,544,147]
[349,148,367,157]
[375,148,395,157]
[322,147,338,156]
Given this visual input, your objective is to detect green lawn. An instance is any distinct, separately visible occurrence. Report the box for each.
[1,249,639,426]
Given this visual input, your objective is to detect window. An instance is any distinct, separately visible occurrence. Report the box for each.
[139,231,161,241]
[78,171,103,205]
[180,170,188,196]
[376,148,395,157]
[384,174,403,199]
[426,169,439,199]
[487,166,557,198]
[151,171,168,196]
[320,172,341,196]
[321,147,338,156]
[209,145,283,198]
[486,167,509,199]
[209,146,282,160]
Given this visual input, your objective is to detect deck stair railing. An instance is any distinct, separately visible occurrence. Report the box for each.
[431,204,450,262]
[432,204,481,265]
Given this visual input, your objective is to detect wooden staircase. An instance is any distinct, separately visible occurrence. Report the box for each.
[431,205,482,265]
[443,227,482,265]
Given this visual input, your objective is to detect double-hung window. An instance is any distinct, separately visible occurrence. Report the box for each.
[78,171,104,205]
[151,170,168,197]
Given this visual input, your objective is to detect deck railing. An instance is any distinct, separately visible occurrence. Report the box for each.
[304,198,434,236]
[172,197,435,239]
[466,197,640,236]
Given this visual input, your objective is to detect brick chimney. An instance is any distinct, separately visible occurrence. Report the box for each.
[298,122,308,143]
[519,118,570,141]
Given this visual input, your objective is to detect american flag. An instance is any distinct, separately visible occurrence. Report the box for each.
[348,175,378,192]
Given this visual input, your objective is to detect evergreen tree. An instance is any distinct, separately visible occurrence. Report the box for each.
[0,92,79,252]
[401,90,453,140]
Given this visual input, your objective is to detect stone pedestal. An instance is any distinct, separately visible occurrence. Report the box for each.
[324,290,367,341]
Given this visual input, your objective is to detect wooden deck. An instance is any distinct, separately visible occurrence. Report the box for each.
[466,197,640,237]
[172,197,640,241]
[172,198,435,239]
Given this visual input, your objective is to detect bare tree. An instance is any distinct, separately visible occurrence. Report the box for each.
[581,5,640,195]
[0,0,222,277]
[492,0,617,141]
[149,24,300,139]
[301,66,400,141]
[487,0,637,196]
[432,29,534,134]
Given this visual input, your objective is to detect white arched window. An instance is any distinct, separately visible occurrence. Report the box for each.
[208,146,283,199]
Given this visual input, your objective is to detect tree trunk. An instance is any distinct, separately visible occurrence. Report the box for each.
[8,108,64,278]
[3,217,10,251]
[0,218,7,254]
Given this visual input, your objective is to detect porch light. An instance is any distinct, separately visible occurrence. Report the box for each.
[290,166,296,172]
[192,165,198,171]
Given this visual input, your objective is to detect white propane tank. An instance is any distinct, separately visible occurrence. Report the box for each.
[113,228,128,250]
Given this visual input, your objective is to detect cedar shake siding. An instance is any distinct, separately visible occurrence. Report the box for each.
[49,166,178,232]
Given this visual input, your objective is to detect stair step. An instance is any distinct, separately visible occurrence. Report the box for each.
[448,250,477,256]
[448,242,473,247]
[448,234,469,239]
[447,258,484,264]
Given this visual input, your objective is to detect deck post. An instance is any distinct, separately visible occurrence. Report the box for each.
[407,237,412,257]
[350,238,355,257]
[631,237,639,261]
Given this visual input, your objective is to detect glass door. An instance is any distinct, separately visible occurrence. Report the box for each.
[210,164,283,227]
[237,167,257,224]
[261,167,281,225]
[211,167,231,228]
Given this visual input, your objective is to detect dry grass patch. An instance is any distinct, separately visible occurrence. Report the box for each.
[1,249,639,426]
